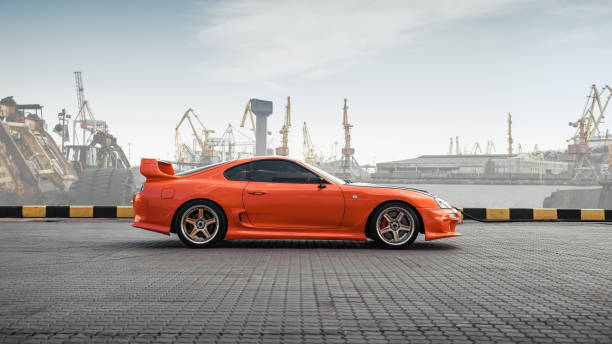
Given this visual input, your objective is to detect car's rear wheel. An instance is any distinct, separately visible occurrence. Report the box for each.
[175,200,226,248]
[368,202,420,249]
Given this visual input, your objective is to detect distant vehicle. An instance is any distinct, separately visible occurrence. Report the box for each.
[133,157,461,248]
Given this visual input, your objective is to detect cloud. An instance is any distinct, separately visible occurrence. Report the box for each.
[197,0,520,82]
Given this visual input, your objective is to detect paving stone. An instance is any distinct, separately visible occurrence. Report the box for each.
[0,220,610,343]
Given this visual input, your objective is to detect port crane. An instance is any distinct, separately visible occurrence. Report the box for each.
[211,123,256,161]
[303,122,317,165]
[276,96,291,156]
[72,71,105,146]
[342,98,355,172]
[568,84,612,145]
[567,84,612,180]
[175,108,216,164]
[65,71,130,171]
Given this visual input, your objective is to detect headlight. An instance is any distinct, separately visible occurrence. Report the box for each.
[435,197,452,209]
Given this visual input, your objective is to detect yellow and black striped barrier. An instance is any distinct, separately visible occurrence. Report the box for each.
[0,206,610,222]
[460,208,612,222]
[0,206,134,218]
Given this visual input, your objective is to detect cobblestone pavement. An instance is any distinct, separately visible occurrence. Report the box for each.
[0,220,610,343]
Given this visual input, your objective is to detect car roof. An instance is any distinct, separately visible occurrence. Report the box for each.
[232,156,299,164]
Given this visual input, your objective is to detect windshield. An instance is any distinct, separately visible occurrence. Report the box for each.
[300,162,346,185]
[174,162,225,176]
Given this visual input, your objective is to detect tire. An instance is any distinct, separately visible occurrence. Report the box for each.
[69,168,134,205]
[174,200,227,248]
[367,202,420,249]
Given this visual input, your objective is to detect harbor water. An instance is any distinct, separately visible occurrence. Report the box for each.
[390,184,600,208]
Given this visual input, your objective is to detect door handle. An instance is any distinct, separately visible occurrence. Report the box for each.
[247,191,267,195]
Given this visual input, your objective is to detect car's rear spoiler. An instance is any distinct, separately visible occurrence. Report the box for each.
[140,158,175,179]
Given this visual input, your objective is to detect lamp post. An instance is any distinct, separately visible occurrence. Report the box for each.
[57,109,71,154]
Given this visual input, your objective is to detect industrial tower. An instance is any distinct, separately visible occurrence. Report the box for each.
[342,98,354,172]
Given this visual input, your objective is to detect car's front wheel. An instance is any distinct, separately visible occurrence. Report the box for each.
[175,200,227,248]
[368,202,420,249]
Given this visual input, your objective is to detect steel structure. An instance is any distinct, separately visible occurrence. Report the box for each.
[175,108,216,164]
[303,122,316,165]
[0,96,77,204]
[211,124,256,162]
[66,71,130,171]
[567,84,612,180]
[342,98,354,172]
[276,96,291,156]
[72,71,106,146]
[240,100,256,137]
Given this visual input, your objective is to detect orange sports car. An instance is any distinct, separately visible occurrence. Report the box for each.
[133,157,461,248]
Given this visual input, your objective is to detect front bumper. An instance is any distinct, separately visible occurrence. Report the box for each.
[419,207,462,241]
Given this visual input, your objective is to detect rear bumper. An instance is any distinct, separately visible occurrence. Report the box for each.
[419,207,462,241]
[132,192,171,235]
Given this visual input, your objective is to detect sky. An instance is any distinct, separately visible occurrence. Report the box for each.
[1,0,611,165]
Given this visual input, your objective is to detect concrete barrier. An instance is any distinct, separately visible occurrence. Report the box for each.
[460,208,612,222]
[0,206,134,218]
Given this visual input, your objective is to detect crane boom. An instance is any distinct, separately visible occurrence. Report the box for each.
[74,71,85,115]
[241,100,256,137]
[587,85,612,139]
[568,84,612,144]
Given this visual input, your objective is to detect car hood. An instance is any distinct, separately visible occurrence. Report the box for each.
[345,182,432,196]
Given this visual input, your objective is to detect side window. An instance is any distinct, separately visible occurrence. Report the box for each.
[250,160,321,183]
[224,163,250,181]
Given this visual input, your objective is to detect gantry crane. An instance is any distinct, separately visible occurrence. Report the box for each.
[342,98,355,172]
[175,108,216,164]
[303,122,317,165]
[567,84,612,180]
[276,96,291,156]
[241,100,256,138]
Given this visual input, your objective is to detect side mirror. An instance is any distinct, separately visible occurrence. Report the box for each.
[318,177,327,189]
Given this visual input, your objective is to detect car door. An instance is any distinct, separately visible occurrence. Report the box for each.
[243,160,345,229]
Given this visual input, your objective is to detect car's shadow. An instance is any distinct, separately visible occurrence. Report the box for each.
[125,238,460,251]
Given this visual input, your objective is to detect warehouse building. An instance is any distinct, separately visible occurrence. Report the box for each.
[375,154,569,179]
